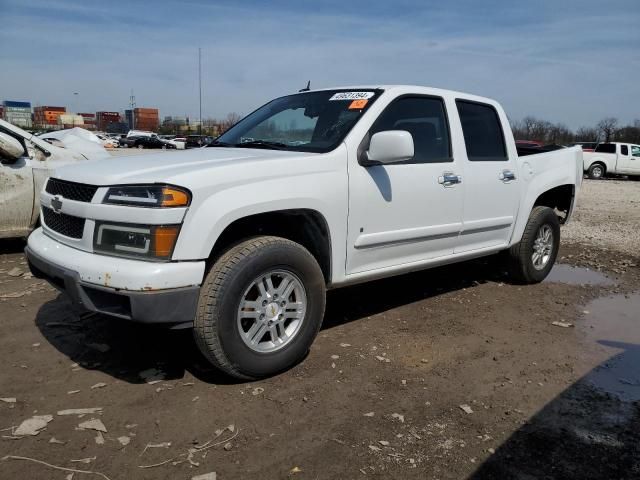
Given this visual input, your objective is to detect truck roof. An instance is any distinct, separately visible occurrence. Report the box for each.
[301,85,498,105]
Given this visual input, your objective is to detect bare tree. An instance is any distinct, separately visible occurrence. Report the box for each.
[575,126,599,142]
[596,117,618,143]
[220,112,242,133]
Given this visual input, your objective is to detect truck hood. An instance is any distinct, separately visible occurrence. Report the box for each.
[55,147,320,186]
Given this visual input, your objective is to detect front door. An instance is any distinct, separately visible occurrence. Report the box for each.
[346,96,464,274]
[453,100,520,253]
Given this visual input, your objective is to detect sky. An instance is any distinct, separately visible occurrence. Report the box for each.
[0,0,638,129]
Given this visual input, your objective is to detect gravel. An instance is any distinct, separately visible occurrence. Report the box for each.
[562,179,640,256]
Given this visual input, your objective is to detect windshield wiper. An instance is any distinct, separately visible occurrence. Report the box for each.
[234,140,289,150]
[206,140,234,147]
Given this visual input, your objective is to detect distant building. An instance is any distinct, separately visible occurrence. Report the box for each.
[78,113,96,130]
[126,107,159,132]
[3,100,32,128]
[0,106,4,119]
[96,111,121,131]
[33,106,66,129]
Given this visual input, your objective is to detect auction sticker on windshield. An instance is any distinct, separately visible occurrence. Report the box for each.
[329,91,375,101]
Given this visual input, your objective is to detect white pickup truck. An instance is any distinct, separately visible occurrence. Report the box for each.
[0,120,108,239]
[583,142,640,179]
[25,86,583,379]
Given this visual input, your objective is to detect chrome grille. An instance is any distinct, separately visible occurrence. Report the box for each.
[45,178,98,203]
[42,207,85,239]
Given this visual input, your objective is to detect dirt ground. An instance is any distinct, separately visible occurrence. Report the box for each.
[1,179,639,480]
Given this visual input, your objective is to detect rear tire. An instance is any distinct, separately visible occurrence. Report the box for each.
[588,163,605,179]
[194,236,326,380]
[506,206,560,284]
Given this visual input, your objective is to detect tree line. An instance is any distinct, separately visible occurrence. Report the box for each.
[510,117,640,145]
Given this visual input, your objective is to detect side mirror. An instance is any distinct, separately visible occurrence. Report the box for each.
[0,132,26,163]
[362,130,414,166]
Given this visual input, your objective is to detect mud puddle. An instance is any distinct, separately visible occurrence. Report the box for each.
[580,293,640,401]
[545,263,615,286]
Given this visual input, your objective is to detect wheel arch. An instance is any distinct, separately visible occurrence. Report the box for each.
[533,184,575,225]
[207,208,333,284]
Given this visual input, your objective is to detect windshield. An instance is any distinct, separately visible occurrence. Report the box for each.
[215,89,382,153]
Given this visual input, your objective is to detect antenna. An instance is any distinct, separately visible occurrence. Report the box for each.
[299,80,311,92]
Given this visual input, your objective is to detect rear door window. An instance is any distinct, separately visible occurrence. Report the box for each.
[456,100,507,161]
[621,145,629,155]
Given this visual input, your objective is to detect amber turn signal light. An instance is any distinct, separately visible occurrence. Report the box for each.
[153,226,180,258]
[161,187,190,207]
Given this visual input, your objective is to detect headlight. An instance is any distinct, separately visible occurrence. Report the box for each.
[103,185,190,207]
[94,222,180,261]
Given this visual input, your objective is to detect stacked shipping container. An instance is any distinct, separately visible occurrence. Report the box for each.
[96,111,121,131]
[33,106,66,128]
[79,113,96,130]
[134,107,159,131]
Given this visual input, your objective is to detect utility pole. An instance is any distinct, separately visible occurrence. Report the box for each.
[198,47,202,136]
[129,90,136,130]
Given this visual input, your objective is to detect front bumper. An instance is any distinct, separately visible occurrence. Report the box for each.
[25,229,205,326]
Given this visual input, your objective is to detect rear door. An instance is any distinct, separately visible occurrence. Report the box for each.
[346,95,464,274]
[453,100,520,253]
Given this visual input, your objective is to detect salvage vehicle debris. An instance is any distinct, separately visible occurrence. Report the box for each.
[0,119,108,239]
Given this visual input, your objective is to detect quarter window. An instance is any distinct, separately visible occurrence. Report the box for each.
[621,145,629,155]
[595,143,616,154]
[370,96,452,163]
[456,100,507,161]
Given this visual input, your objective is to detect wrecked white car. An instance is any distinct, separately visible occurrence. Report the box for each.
[0,120,109,238]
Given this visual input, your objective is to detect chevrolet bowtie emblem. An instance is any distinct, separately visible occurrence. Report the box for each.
[51,196,63,213]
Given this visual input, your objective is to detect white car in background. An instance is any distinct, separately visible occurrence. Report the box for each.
[96,134,119,148]
[583,142,640,179]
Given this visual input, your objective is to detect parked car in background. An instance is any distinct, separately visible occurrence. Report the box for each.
[583,142,640,179]
[570,141,597,152]
[0,119,105,238]
[97,134,119,148]
[132,136,177,150]
[159,135,186,150]
[119,136,141,148]
[25,85,583,379]
[127,130,157,138]
[185,135,214,148]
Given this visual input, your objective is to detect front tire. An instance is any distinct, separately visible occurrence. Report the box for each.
[194,236,326,380]
[506,206,560,284]
[588,163,605,179]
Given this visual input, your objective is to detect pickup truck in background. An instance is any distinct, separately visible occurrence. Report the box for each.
[583,142,640,179]
[25,85,583,379]
[0,120,107,239]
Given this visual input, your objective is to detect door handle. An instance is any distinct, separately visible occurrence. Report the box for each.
[499,170,516,182]
[438,173,462,186]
